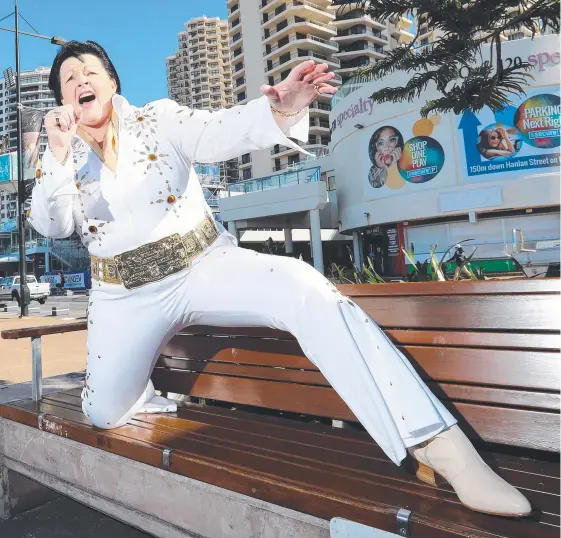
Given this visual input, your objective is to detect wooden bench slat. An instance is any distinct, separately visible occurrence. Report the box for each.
[162,334,305,364]
[152,357,331,385]
[157,346,560,393]
[48,391,561,499]
[154,360,559,411]
[2,397,557,538]
[355,295,560,331]
[43,391,561,517]
[174,327,561,352]
[339,279,561,296]
[452,402,559,452]
[426,383,560,411]
[405,347,560,392]
[386,330,561,351]
[151,369,356,421]
[150,369,558,451]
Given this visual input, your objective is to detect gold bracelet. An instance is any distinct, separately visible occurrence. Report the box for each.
[270,105,302,118]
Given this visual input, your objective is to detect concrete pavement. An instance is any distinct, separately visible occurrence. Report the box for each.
[0,307,87,388]
[0,496,151,537]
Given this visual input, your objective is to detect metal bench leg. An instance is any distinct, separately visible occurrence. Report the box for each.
[31,336,42,402]
[0,460,10,520]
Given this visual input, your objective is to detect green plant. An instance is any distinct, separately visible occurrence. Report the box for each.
[402,242,431,281]
[329,249,386,284]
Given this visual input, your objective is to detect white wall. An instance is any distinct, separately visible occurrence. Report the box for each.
[405,212,560,265]
[330,35,561,233]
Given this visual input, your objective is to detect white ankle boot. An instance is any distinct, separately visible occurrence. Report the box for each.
[409,425,532,516]
[137,380,178,414]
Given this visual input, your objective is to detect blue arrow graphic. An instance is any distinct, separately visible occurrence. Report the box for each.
[458,109,482,167]
[494,105,517,126]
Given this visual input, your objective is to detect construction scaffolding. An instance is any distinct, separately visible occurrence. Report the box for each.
[195,158,238,214]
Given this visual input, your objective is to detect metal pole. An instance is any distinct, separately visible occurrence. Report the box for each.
[14,0,30,316]
[31,335,43,402]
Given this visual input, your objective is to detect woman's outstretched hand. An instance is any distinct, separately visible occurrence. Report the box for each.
[260,60,337,115]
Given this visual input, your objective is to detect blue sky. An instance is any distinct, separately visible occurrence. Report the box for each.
[0,0,227,106]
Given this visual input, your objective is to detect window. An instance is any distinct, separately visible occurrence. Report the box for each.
[237,91,246,102]
[241,153,251,164]
[280,69,290,81]
[279,52,291,65]
[242,168,252,180]
[278,36,289,48]
[230,3,239,13]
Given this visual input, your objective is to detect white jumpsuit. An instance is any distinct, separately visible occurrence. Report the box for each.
[30,94,456,466]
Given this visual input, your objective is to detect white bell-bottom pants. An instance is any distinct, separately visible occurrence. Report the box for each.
[82,235,456,465]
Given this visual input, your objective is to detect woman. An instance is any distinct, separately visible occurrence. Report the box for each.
[368,126,403,188]
[30,40,530,517]
[477,126,515,159]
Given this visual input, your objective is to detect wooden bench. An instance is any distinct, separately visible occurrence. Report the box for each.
[0,279,559,538]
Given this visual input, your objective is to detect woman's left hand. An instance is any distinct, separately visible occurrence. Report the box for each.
[260,60,337,115]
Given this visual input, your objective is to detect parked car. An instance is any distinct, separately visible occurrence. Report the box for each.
[0,275,51,306]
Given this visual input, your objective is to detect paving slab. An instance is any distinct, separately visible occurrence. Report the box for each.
[0,316,87,387]
[0,495,151,537]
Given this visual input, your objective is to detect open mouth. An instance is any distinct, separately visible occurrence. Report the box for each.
[78,91,96,105]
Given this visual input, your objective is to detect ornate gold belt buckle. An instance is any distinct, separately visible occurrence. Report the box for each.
[114,234,190,290]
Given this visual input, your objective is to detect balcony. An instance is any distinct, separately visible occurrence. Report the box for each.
[334,26,388,45]
[263,17,336,44]
[228,18,241,31]
[391,26,415,43]
[263,33,338,58]
[261,1,334,29]
[227,166,321,195]
[231,47,244,61]
[270,144,297,156]
[265,50,340,75]
[338,56,372,73]
[334,43,385,60]
[309,101,331,113]
[333,11,386,30]
[259,0,287,12]
[309,119,331,132]
[229,33,243,46]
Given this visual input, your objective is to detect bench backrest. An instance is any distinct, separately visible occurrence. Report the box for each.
[152,279,560,453]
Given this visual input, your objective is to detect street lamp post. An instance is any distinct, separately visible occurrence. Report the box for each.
[14,0,30,316]
[1,1,66,316]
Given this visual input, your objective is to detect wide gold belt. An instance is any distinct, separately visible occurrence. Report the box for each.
[90,215,220,290]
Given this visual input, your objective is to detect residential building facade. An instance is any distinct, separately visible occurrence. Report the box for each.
[227,0,413,180]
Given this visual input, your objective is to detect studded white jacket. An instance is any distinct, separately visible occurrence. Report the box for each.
[30,94,309,258]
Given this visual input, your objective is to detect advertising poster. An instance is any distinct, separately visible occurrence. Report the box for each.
[0,153,12,185]
[0,106,46,192]
[364,111,456,200]
[21,106,46,180]
[0,218,17,233]
[456,86,560,183]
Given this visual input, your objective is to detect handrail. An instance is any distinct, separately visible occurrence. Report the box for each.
[1,320,87,340]
[264,34,339,56]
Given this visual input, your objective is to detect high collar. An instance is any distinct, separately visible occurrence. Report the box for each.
[111,93,133,118]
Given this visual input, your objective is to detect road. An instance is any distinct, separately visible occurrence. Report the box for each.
[0,293,89,320]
